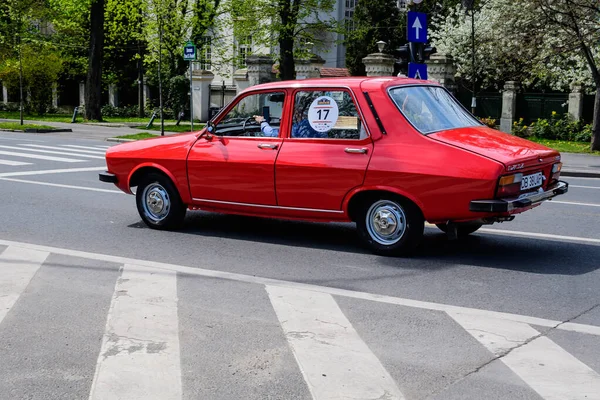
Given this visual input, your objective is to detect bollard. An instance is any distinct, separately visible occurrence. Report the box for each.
[145,111,156,129]
[71,106,78,123]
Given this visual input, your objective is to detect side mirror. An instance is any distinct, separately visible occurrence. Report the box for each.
[207,120,216,133]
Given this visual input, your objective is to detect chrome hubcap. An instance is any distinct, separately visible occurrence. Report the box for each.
[142,183,170,223]
[366,200,406,245]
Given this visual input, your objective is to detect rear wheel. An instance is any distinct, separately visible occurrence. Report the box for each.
[436,222,482,237]
[136,172,186,230]
[356,196,424,256]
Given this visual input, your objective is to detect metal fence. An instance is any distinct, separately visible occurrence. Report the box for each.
[516,93,568,124]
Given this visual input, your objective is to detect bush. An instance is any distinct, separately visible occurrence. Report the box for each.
[480,117,497,129]
[166,75,189,117]
[101,104,142,118]
[524,112,591,143]
[512,118,529,137]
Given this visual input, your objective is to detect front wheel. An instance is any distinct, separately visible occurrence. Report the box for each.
[136,173,186,230]
[356,197,424,256]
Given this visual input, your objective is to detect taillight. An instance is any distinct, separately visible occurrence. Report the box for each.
[497,173,523,197]
[551,162,562,182]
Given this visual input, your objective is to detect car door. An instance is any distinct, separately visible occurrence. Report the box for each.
[187,90,288,205]
[275,89,373,211]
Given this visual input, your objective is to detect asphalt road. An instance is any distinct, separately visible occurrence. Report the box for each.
[1,131,599,400]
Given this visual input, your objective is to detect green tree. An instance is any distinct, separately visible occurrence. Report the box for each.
[345,0,404,76]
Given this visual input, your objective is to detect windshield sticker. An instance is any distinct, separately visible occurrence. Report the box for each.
[308,96,339,132]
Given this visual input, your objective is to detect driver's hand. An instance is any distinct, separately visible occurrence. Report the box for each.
[253,115,265,123]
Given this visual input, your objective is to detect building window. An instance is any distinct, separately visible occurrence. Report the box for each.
[345,0,357,31]
[198,36,212,70]
[398,0,408,11]
[236,36,252,68]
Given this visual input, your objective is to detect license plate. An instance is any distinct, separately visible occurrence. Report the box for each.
[520,172,543,191]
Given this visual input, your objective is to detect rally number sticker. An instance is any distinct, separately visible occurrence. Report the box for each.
[307,96,339,133]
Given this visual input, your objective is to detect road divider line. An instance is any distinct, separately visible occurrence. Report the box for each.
[478,228,600,245]
[1,238,599,338]
[0,145,105,159]
[570,185,600,190]
[89,264,181,400]
[22,144,106,155]
[0,178,123,193]
[267,285,405,400]
[0,159,32,166]
[450,312,600,400]
[549,200,600,207]
[0,149,84,163]
[0,246,49,325]
[0,166,106,178]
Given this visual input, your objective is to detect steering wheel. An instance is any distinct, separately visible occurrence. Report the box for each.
[242,116,258,134]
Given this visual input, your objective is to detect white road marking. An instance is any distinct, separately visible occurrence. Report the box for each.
[89,264,181,400]
[0,159,32,166]
[451,312,600,400]
[0,145,105,159]
[479,228,600,245]
[570,185,600,190]
[0,238,598,338]
[0,246,49,325]
[550,200,600,208]
[63,144,111,151]
[267,285,405,400]
[0,149,84,163]
[0,178,123,193]
[0,166,106,178]
[23,144,106,155]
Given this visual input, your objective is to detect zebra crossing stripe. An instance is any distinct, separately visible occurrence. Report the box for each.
[267,285,405,400]
[450,312,600,400]
[0,159,32,166]
[0,150,84,162]
[0,247,49,325]
[0,145,105,159]
[63,144,111,151]
[23,144,106,155]
[89,264,181,400]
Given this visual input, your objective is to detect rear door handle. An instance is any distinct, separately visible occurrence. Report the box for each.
[258,143,279,150]
[345,147,368,154]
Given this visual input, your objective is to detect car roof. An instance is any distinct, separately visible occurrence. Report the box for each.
[245,76,438,92]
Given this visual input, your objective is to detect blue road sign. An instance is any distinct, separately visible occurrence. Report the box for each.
[408,63,428,80]
[407,11,427,43]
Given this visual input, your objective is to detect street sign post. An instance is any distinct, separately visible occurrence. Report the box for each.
[408,63,428,80]
[407,11,427,43]
[183,42,196,131]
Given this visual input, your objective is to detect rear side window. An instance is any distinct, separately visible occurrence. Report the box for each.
[291,90,367,140]
[389,86,481,134]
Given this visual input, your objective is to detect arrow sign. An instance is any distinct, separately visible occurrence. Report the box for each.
[408,63,428,80]
[407,11,427,43]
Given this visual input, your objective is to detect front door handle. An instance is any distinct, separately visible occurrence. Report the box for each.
[258,143,279,150]
[345,147,368,154]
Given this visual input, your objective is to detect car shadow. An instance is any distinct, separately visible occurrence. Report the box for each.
[128,211,600,276]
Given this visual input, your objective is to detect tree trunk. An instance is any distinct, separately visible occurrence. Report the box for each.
[85,0,105,121]
[592,86,600,151]
[279,36,295,81]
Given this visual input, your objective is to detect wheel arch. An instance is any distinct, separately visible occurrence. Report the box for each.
[128,163,179,193]
[344,187,426,222]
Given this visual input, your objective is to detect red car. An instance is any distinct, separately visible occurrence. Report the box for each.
[100,77,568,256]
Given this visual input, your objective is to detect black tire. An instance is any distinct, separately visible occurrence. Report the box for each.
[356,196,424,256]
[436,222,482,237]
[135,172,186,230]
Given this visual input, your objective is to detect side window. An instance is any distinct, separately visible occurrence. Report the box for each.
[216,92,285,137]
[291,90,366,140]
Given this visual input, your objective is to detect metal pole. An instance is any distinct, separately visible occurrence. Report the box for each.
[189,60,194,131]
[158,13,164,136]
[471,8,476,115]
[18,24,24,125]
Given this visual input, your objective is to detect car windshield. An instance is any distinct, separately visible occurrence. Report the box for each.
[389,86,481,134]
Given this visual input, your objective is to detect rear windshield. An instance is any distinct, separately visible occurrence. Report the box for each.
[389,86,481,134]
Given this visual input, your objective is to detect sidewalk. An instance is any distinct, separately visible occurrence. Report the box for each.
[560,153,600,178]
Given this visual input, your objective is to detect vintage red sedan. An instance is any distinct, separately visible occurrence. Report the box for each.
[100,77,568,256]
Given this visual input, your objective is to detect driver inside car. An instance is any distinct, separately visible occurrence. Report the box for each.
[253,111,326,138]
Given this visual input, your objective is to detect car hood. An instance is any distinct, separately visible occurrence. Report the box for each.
[429,126,559,169]
[106,131,200,158]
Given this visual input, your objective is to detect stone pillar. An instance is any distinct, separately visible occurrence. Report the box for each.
[233,68,250,93]
[246,55,275,87]
[568,83,584,121]
[52,83,58,108]
[2,83,8,105]
[79,81,85,106]
[191,70,214,122]
[295,54,326,79]
[427,54,457,92]
[362,40,395,77]
[500,81,519,133]
[108,84,119,107]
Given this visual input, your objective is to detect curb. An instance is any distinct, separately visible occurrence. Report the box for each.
[561,169,600,179]
[106,138,136,143]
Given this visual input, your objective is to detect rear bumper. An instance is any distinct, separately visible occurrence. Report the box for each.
[99,171,118,184]
[470,181,568,213]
